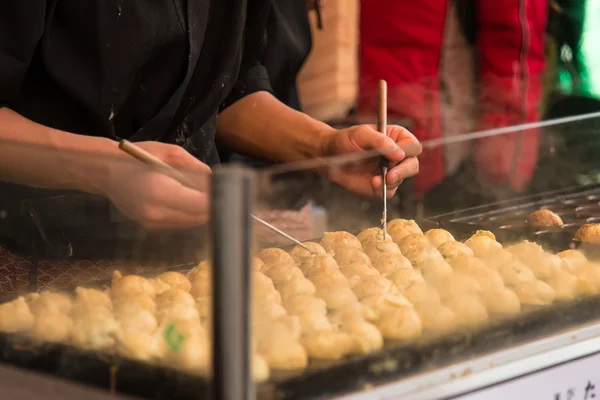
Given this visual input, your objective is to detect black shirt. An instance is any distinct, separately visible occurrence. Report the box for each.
[226,0,312,165]
[0,0,272,164]
[0,0,273,257]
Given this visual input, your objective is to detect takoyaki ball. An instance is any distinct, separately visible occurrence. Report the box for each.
[264,264,305,283]
[115,308,159,333]
[27,291,73,315]
[252,257,266,272]
[252,354,271,383]
[155,271,192,292]
[360,293,413,316]
[160,319,205,341]
[260,339,308,370]
[256,316,302,343]
[253,354,270,382]
[403,281,442,309]
[438,241,474,261]
[449,256,505,291]
[357,227,392,243]
[403,244,444,267]
[189,268,211,298]
[71,303,115,320]
[296,311,334,334]
[70,314,119,350]
[254,300,287,320]
[74,287,112,310]
[506,242,561,278]
[330,302,377,323]
[157,288,196,308]
[480,288,521,319]
[506,240,544,261]
[479,249,515,270]
[474,230,496,240]
[416,303,457,337]
[575,224,600,244]
[339,320,383,354]
[446,295,489,330]
[309,269,349,290]
[258,248,296,268]
[301,255,340,277]
[341,262,380,280]
[334,247,373,268]
[528,209,564,227]
[376,306,423,341]
[278,277,316,299]
[113,293,156,314]
[574,263,600,294]
[512,280,556,306]
[301,331,356,360]
[388,219,423,242]
[149,278,171,296]
[157,304,200,324]
[320,231,363,253]
[398,234,430,254]
[558,249,588,273]
[282,294,327,315]
[424,229,455,248]
[530,253,563,280]
[362,241,403,265]
[169,335,211,372]
[117,331,166,362]
[419,258,453,282]
[111,271,155,299]
[0,297,34,333]
[350,275,395,299]
[290,242,328,263]
[316,285,358,310]
[482,256,536,286]
[544,269,578,301]
[498,260,538,286]
[29,312,73,343]
[465,235,502,257]
[431,272,481,301]
[252,272,282,303]
[388,268,424,290]
[195,297,211,320]
[371,253,412,276]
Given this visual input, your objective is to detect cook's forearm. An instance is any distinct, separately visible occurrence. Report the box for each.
[0,107,117,194]
[216,91,336,163]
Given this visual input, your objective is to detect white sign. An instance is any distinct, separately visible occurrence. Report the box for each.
[455,352,600,400]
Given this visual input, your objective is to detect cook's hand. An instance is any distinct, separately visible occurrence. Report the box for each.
[102,142,211,230]
[321,125,421,198]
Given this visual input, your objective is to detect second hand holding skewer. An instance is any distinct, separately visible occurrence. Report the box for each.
[118,140,311,251]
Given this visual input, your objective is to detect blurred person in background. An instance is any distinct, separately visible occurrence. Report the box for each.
[359,0,548,215]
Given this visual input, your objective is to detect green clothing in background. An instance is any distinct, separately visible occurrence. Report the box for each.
[552,0,600,97]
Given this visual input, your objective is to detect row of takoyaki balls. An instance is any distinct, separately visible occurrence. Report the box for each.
[1,219,599,378]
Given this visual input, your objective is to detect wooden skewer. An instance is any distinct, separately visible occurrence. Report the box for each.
[118,140,311,251]
[378,80,388,234]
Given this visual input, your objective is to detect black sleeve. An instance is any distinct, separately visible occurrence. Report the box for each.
[0,1,47,107]
[220,1,273,111]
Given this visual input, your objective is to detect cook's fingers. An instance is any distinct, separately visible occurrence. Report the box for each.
[388,157,419,183]
[397,141,422,158]
[371,176,399,199]
[136,176,211,229]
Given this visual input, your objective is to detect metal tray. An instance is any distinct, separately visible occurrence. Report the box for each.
[3,219,600,399]
[431,184,600,253]
[4,292,600,400]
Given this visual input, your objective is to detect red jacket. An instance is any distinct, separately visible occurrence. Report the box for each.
[359,0,548,196]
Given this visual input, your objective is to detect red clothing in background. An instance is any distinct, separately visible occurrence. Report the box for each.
[359,0,548,196]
